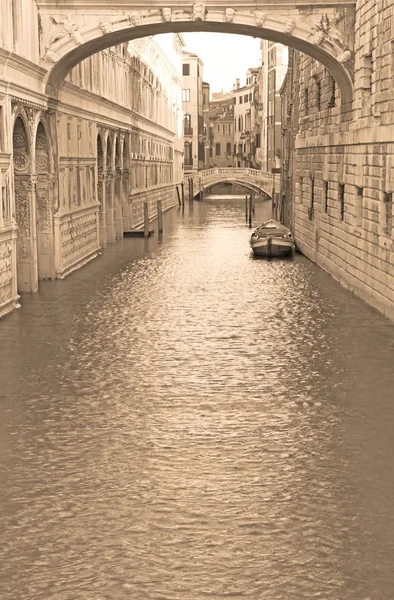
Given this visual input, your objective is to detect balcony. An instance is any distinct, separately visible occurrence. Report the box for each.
[184,127,193,136]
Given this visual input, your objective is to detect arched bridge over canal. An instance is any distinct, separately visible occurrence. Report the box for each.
[186,168,274,198]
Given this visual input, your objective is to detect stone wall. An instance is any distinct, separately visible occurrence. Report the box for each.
[283,0,394,320]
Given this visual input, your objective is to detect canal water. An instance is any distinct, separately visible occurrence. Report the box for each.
[1,197,394,600]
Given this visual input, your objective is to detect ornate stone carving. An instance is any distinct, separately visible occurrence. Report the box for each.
[255,12,267,27]
[192,3,206,21]
[337,50,352,63]
[310,14,345,50]
[60,211,98,268]
[14,154,29,171]
[99,20,113,34]
[15,178,33,258]
[224,8,235,23]
[43,49,60,63]
[284,19,296,35]
[129,11,142,26]
[162,8,172,22]
[0,240,13,306]
[52,14,84,46]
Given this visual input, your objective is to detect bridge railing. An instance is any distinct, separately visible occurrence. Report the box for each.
[186,167,273,184]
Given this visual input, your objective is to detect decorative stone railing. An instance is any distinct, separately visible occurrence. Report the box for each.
[185,168,274,196]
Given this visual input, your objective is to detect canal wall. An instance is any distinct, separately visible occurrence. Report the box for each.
[282,0,394,321]
[0,1,183,318]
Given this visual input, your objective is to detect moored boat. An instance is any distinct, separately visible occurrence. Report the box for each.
[249,219,294,257]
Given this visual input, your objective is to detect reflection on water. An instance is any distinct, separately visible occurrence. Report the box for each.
[1,198,394,599]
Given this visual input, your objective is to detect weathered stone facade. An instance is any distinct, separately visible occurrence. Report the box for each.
[280,2,394,320]
[0,1,183,318]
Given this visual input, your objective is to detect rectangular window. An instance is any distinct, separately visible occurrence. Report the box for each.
[239,97,243,104]
[234,144,236,154]
[182,89,190,102]
[316,80,321,111]
[304,88,309,115]
[256,133,261,148]
[308,177,315,219]
[355,186,363,226]
[249,93,252,101]
[182,64,190,76]
[226,142,231,155]
[215,143,221,156]
[323,181,329,213]
[384,192,393,236]
[244,94,248,102]
[339,183,345,220]
[209,146,213,158]
[328,75,336,108]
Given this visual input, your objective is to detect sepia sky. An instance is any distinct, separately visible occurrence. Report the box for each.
[182,32,262,94]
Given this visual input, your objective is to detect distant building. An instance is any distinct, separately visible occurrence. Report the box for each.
[202,82,211,169]
[256,41,288,173]
[182,51,205,173]
[208,94,235,167]
[233,69,258,168]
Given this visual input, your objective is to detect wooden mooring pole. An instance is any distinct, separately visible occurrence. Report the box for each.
[176,185,181,206]
[181,182,185,205]
[157,199,163,235]
[248,195,253,228]
[144,201,149,237]
[245,195,248,222]
[252,191,255,215]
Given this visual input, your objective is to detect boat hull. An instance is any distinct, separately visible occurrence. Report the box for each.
[250,236,294,257]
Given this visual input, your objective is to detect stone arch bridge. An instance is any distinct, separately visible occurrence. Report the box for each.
[186,168,274,198]
[38,0,355,117]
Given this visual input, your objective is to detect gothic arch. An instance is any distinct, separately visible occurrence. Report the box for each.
[41,10,354,116]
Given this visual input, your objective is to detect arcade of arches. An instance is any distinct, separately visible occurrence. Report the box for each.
[1,0,394,320]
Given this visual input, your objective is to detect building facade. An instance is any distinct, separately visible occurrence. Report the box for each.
[0,1,183,318]
[182,51,205,173]
[233,71,258,168]
[208,94,235,168]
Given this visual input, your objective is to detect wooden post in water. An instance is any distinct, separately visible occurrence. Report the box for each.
[157,199,163,235]
[181,182,185,205]
[144,201,149,237]
[189,178,193,203]
[248,195,253,228]
[176,185,181,206]
[245,195,248,222]
[252,191,255,215]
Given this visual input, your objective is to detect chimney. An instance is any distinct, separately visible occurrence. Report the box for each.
[236,78,240,89]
